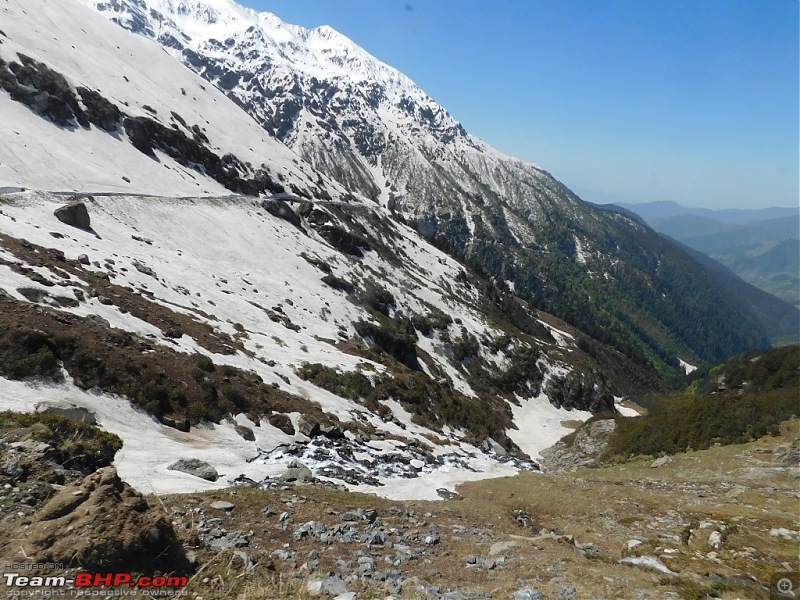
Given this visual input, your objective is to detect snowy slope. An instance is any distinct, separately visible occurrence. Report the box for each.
[0,0,344,198]
[0,190,587,498]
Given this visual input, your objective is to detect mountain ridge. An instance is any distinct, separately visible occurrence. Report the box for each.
[80,0,774,376]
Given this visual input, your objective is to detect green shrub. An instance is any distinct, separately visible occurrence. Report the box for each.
[195,354,216,372]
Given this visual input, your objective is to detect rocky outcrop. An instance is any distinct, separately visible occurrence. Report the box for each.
[0,466,188,573]
[539,418,617,472]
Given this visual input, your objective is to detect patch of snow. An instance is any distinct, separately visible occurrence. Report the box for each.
[678,358,697,375]
[620,555,678,576]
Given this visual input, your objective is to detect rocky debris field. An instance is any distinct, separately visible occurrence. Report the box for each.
[0,415,797,599]
[241,435,540,490]
[157,419,798,599]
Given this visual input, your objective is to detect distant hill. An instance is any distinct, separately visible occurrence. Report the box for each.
[614,201,799,225]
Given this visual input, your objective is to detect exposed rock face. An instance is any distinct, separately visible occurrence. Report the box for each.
[538,419,617,472]
[54,201,91,230]
[168,458,219,481]
[0,467,188,573]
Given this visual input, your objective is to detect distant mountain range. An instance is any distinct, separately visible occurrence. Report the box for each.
[65,0,782,376]
[613,201,800,336]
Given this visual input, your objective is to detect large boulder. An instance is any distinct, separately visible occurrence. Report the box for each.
[54,201,91,230]
[281,459,313,483]
[167,458,218,481]
[35,402,97,425]
[268,413,295,435]
[297,414,321,438]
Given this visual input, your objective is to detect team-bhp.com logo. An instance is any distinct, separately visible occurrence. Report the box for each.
[4,571,188,596]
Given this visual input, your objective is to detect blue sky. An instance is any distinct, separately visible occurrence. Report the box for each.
[246,0,798,210]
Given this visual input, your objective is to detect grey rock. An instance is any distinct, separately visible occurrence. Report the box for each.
[210,500,235,512]
[282,460,313,483]
[650,455,673,468]
[464,554,477,564]
[167,458,218,481]
[54,201,91,230]
[306,576,348,597]
[133,260,157,278]
[77,254,90,265]
[234,425,255,441]
[484,436,508,456]
[362,508,378,523]
[35,402,96,425]
[84,314,110,328]
[298,414,321,437]
[708,530,723,549]
[268,413,295,435]
[367,531,387,546]
[512,588,544,600]
[558,585,577,600]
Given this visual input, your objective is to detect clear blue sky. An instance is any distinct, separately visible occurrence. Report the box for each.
[245,0,798,210]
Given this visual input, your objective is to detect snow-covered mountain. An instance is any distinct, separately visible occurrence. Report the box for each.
[79,0,771,373]
[0,0,345,199]
[0,0,636,499]
[0,0,774,499]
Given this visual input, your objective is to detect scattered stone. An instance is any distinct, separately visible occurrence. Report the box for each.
[306,576,348,597]
[769,528,799,540]
[133,260,157,278]
[558,586,577,600]
[436,488,462,500]
[77,254,90,265]
[626,539,642,552]
[281,460,313,483]
[83,314,111,329]
[650,455,673,468]
[167,459,218,482]
[210,501,235,512]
